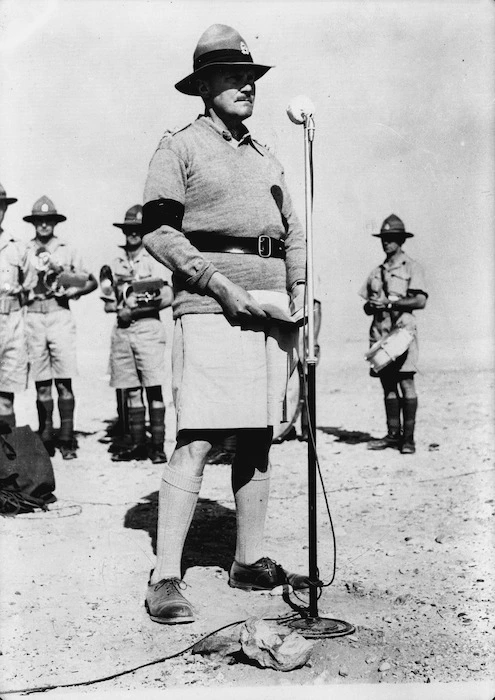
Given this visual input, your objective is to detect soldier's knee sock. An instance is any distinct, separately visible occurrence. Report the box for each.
[37,399,54,441]
[128,406,146,446]
[402,398,418,443]
[58,397,75,443]
[233,463,271,565]
[151,465,203,583]
[0,412,16,429]
[150,406,165,448]
[384,397,401,437]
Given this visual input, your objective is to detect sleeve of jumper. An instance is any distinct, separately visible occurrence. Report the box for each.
[408,260,428,298]
[142,143,218,292]
[278,174,306,290]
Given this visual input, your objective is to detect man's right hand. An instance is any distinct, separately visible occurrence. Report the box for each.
[207,272,267,322]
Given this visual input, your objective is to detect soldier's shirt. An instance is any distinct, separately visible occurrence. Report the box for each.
[111,245,172,306]
[25,236,88,299]
[0,232,37,295]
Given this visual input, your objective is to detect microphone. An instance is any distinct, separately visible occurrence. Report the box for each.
[286,95,315,125]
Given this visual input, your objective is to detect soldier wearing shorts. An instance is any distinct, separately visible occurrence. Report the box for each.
[360,214,428,454]
[141,24,310,624]
[0,183,37,428]
[24,196,97,459]
[101,204,173,464]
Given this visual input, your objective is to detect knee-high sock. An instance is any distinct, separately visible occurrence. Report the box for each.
[233,464,271,565]
[128,406,146,446]
[384,397,401,437]
[37,399,54,441]
[0,412,16,429]
[150,406,165,448]
[58,397,75,442]
[151,465,203,583]
[402,398,418,443]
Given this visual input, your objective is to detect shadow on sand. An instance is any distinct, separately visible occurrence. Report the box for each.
[318,426,373,444]
[124,492,237,575]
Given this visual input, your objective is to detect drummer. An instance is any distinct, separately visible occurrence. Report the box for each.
[359,214,428,454]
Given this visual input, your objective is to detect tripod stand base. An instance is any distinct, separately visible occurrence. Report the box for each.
[289,617,355,639]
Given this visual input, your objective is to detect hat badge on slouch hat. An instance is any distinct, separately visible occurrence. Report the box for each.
[23,195,67,224]
[0,182,18,206]
[373,214,414,238]
[113,204,143,230]
[175,24,272,96]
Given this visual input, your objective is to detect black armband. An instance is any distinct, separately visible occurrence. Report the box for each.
[142,199,185,234]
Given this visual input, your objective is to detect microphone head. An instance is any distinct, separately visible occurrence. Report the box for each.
[287,95,315,125]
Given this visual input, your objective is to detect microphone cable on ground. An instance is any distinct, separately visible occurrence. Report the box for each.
[0,612,302,696]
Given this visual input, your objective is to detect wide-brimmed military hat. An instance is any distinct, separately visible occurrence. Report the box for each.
[373,214,414,238]
[0,182,18,206]
[23,195,66,224]
[175,24,272,96]
[113,204,143,231]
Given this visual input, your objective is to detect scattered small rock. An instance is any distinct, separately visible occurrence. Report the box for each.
[428,443,440,451]
[338,666,349,677]
[378,661,391,672]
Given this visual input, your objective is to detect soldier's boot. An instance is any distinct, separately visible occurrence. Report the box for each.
[149,405,167,464]
[112,405,148,461]
[367,397,401,450]
[37,398,55,456]
[58,397,77,460]
[400,398,418,454]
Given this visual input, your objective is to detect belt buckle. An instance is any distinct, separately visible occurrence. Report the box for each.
[258,235,272,258]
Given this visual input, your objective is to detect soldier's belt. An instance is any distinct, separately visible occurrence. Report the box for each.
[0,297,21,314]
[26,298,69,313]
[186,233,285,260]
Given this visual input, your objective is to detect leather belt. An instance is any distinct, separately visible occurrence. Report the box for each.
[186,233,285,260]
[0,297,21,314]
[26,298,69,313]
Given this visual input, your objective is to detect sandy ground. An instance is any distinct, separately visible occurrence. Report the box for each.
[0,332,493,700]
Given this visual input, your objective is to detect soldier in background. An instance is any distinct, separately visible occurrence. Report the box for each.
[360,214,428,454]
[24,196,97,459]
[0,183,37,428]
[100,205,173,464]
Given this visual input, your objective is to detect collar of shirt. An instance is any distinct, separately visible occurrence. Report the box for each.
[198,115,265,155]
[0,233,16,253]
[114,245,148,264]
[381,250,410,272]
[27,235,66,253]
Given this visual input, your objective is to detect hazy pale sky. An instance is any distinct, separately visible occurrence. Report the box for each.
[0,0,493,360]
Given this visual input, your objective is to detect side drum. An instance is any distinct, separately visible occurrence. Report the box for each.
[365,327,414,374]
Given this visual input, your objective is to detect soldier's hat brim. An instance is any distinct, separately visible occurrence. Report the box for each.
[112,222,143,231]
[23,213,66,223]
[372,230,414,238]
[0,196,17,206]
[175,62,271,96]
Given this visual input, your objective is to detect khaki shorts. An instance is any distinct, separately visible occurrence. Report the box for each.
[109,317,166,388]
[172,312,297,433]
[0,310,29,392]
[26,308,77,381]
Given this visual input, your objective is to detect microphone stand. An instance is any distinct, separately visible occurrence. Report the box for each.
[289,112,354,639]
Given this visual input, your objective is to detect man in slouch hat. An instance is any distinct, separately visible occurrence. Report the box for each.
[360,214,428,454]
[142,24,309,624]
[100,204,173,464]
[0,183,37,428]
[24,196,97,459]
